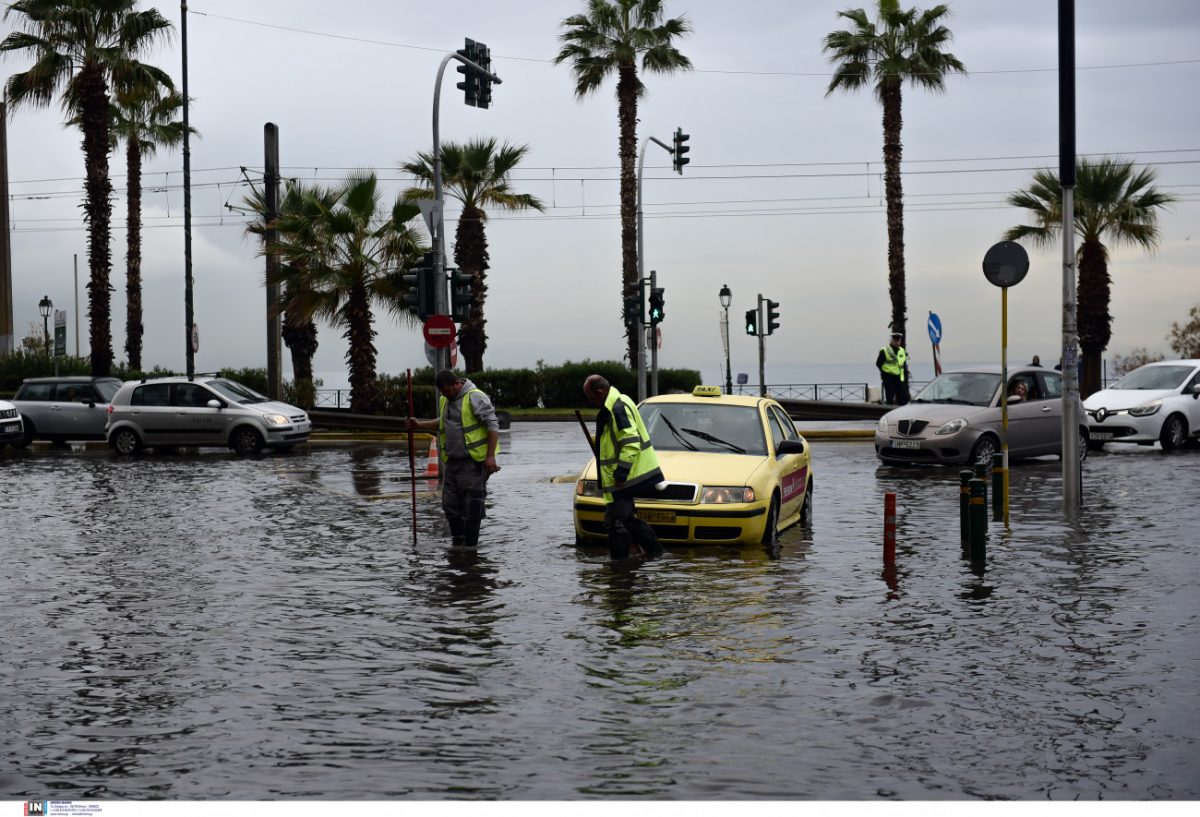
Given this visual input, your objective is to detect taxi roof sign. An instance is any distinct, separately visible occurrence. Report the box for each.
[692,385,723,398]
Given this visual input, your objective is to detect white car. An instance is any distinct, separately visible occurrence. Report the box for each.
[1084,359,1200,450]
[0,399,24,450]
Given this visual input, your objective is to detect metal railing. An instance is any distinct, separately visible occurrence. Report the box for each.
[314,382,931,408]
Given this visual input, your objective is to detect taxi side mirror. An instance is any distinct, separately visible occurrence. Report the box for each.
[776,438,806,456]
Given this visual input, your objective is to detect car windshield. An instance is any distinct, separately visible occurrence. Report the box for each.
[207,379,269,404]
[641,402,766,455]
[1112,365,1194,390]
[96,381,120,402]
[912,372,1001,407]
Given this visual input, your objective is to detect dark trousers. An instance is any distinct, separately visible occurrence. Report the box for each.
[442,457,489,547]
[604,494,663,560]
[882,373,910,406]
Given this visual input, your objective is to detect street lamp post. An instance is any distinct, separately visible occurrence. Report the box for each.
[38,295,52,355]
[719,284,732,394]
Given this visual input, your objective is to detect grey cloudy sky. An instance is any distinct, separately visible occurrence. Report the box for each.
[4,0,1199,386]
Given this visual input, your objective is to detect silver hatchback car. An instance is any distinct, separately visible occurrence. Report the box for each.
[105,376,311,455]
[11,376,123,444]
[875,366,1089,466]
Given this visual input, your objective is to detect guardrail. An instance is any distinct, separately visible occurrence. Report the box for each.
[314,382,930,407]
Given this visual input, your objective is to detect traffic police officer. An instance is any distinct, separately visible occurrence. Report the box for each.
[408,369,500,549]
[583,374,665,561]
[876,331,911,406]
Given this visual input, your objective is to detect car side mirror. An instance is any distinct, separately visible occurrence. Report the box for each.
[207,399,223,410]
[776,438,806,456]
[1192,383,1200,398]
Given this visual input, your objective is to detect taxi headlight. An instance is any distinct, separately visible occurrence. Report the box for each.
[701,486,755,503]
[877,416,888,433]
[1129,400,1162,417]
[263,414,290,425]
[576,479,602,498]
[935,418,968,436]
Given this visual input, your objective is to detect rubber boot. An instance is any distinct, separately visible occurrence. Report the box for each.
[464,519,481,550]
[449,516,466,549]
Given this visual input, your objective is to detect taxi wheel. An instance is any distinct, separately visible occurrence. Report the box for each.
[800,487,813,526]
[231,427,264,455]
[760,495,780,547]
[110,428,142,456]
[1159,414,1188,450]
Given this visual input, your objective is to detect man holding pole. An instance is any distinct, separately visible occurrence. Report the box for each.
[583,374,665,562]
[408,370,501,549]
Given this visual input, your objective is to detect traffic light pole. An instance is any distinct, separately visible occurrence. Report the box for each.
[636,135,673,402]
[757,293,766,397]
[431,45,501,373]
[649,269,659,396]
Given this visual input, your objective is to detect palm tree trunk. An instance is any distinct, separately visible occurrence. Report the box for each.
[617,62,640,368]
[1077,240,1111,397]
[125,138,144,371]
[80,64,114,377]
[881,82,907,341]
[345,280,379,414]
[281,313,318,408]
[455,209,489,373]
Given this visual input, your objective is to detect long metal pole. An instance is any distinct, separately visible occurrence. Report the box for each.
[649,269,658,396]
[1000,287,1011,528]
[73,254,79,356]
[264,123,281,399]
[1059,0,1081,510]
[636,140,648,402]
[181,0,194,378]
[722,305,732,395]
[757,293,766,397]
[0,100,12,356]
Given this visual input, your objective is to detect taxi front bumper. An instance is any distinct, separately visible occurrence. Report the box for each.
[573,498,768,545]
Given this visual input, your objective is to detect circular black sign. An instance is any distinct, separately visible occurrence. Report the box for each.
[982,240,1030,288]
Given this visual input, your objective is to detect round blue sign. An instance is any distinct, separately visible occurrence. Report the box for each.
[927,312,942,345]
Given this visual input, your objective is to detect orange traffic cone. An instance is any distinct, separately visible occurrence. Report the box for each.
[425,435,440,478]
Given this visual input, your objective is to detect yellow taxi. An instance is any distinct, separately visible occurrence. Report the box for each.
[573,386,813,546]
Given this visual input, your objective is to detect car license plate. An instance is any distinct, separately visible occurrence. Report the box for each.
[891,439,921,450]
[1091,432,1113,441]
[2,423,16,433]
[636,509,676,524]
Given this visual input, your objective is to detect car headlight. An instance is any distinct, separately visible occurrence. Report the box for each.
[877,416,888,433]
[1129,400,1162,417]
[935,418,968,436]
[263,414,290,425]
[701,486,755,503]
[576,479,602,498]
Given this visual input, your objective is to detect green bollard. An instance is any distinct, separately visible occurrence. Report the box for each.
[959,469,972,549]
[969,478,987,563]
[992,452,1004,521]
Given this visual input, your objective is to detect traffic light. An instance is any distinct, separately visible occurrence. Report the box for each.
[623,294,641,330]
[766,299,781,335]
[456,39,478,106]
[672,127,690,174]
[402,252,436,319]
[449,268,474,323]
[648,287,665,325]
[744,308,758,336]
[474,42,493,109]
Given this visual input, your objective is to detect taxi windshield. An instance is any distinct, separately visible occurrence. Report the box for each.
[641,403,766,455]
[207,379,269,405]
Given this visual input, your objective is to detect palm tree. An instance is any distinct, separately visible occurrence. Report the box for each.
[555,0,692,368]
[243,180,320,408]
[112,83,191,371]
[1,0,174,377]
[401,138,544,373]
[823,0,965,341]
[1004,157,1177,397]
[268,173,427,414]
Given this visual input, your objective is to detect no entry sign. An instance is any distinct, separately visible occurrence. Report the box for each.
[422,315,456,349]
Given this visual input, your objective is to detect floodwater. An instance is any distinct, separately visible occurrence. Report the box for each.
[1,424,1197,800]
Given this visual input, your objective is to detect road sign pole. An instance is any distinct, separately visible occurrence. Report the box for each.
[757,293,766,397]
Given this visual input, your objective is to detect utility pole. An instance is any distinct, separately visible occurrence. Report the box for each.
[181,0,195,378]
[264,123,281,399]
[0,100,12,356]
[1059,0,1082,510]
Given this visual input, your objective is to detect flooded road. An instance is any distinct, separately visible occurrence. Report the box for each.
[1,424,1198,800]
